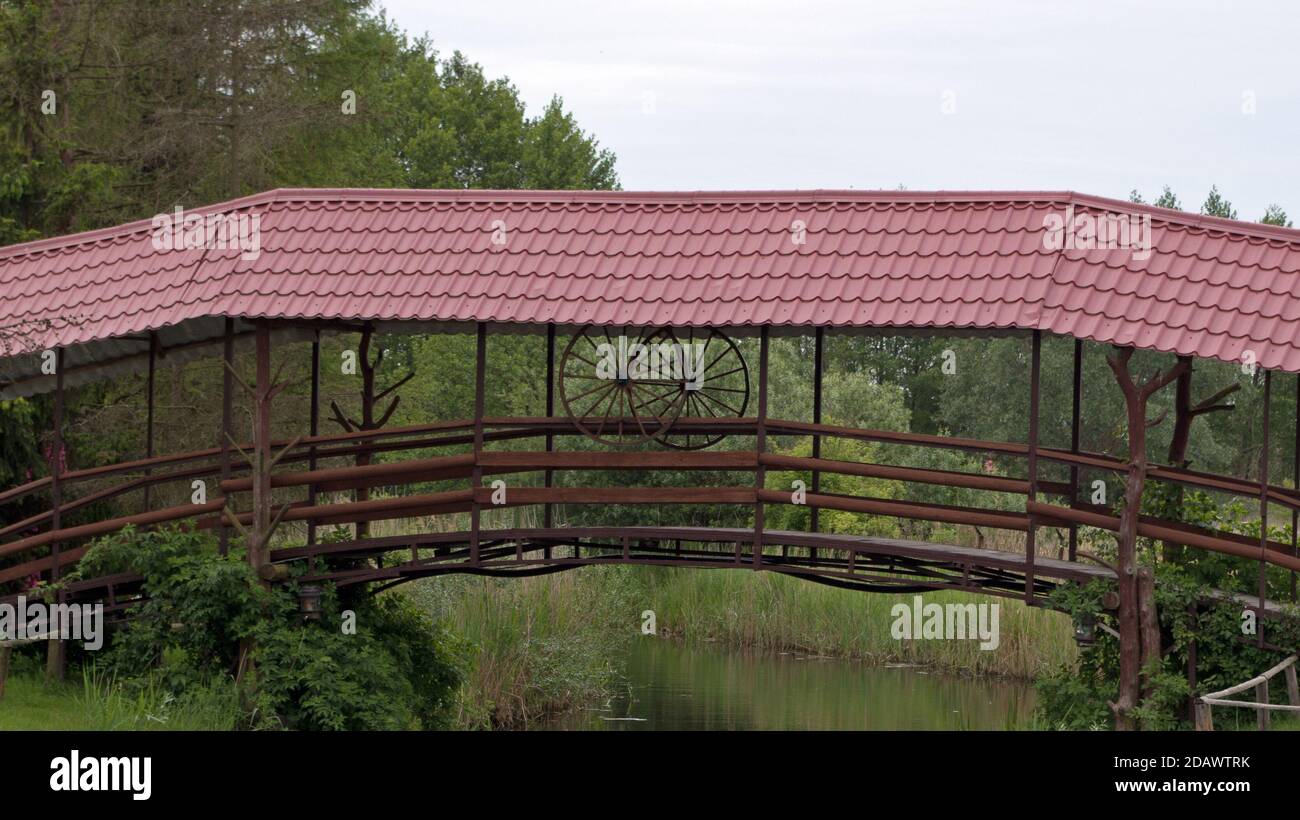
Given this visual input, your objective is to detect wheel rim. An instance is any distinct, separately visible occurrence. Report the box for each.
[652,327,750,450]
[559,325,686,447]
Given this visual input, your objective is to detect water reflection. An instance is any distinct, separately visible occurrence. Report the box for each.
[545,639,1036,730]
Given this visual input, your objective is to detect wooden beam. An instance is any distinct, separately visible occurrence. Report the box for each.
[471,323,486,565]
[811,326,824,538]
[219,318,234,556]
[754,326,769,567]
[1025,330,1041,601]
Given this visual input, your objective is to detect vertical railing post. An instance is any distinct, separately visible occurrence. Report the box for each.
[810,327,823,545]
[544,323,555,546]
[250,323,273,576]
[219,318,234,557]
[753,326,769,567]
[470,323,486,565]
[1024,330,1041,602]
[45,347,66,682]
[143,331,158,511]
[1258,370,1271,647]
[1292,373,1298,603]
[1068,338,1082,562]
[307,331,320,549]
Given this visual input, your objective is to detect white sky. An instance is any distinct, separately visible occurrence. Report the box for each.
[380,0,1300,221]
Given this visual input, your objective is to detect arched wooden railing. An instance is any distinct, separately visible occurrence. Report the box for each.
[2,415,1299,607]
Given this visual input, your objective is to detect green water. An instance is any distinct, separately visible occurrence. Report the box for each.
[546,638,1036,730]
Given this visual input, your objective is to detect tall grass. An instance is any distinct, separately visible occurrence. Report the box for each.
[405,568,639,729]
[639,567,1078,678]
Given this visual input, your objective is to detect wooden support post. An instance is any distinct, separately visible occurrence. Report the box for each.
[1068,338,1082,562]
[1024,330,1041,601]
[1187,603,1199,721]
[0,644,10,701]
[1107,346,1188,730]
[1285,662,1299,706]
[810,327,823,548]
[143,331,158,511]
[219,318,234,557]
[1293,373,1298,603]
[1257,680,1271,731]
[46,347,65,682]
[250,324,273,575]
[307,331,320,547]
[470,323,486,565]
[544,323,555,546]
[753,326,769,567]
[1194,701,1214,731]
[1138,566,1160,713]
[1258,370,1271,648]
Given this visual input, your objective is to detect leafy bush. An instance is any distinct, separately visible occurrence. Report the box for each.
[73,526,465,730]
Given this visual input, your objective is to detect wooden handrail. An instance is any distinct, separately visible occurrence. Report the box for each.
[1027,501,1300,573]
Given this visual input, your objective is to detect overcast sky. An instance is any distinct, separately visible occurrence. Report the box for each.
[381,0,1299,221]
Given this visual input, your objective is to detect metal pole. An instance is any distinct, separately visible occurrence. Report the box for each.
[143,332,157,511]
[544,323,555,544]
[1258,369,1271,647]
[811,327,823,540]
[470,323,486,565]
[46,348,66,682]
[307,332,320,547]
[1069,338,1082,562]
[1024,330,1041,602]
[753,326,769,567]
[219,318,234,557]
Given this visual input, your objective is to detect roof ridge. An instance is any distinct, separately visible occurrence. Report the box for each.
[4,188,1300,260]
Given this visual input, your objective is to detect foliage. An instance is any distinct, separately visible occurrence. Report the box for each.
[72,526,465,730]
[1036,566,1300,730]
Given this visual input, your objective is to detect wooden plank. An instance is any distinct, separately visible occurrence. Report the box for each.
[760,453,1031,494]
[762,489,1030,532]
[220,454,476,492]
[0,499,226,560]
[479,450,757,470]
[1027,501,1300,573]
[474,487,758,506]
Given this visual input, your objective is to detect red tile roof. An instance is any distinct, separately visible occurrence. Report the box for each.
[3,188,1300,383]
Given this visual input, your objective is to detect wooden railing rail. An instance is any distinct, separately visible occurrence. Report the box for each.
[1196,655,1300,730]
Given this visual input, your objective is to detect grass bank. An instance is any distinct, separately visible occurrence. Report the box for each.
[0,657,238,730]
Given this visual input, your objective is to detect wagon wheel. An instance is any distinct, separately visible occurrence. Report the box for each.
[653,327,750,451]
[559,325,686,447]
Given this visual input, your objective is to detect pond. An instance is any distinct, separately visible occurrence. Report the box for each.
[544,638,1037,730]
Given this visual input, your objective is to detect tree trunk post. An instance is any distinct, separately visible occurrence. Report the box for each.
[1138,565,1161,722]
[1107,346,1188,730]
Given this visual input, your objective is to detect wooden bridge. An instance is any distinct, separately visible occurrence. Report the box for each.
[4,188,1300,731]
